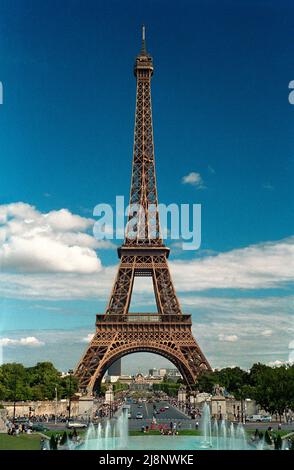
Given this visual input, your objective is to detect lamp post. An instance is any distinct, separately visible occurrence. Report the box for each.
[55,385,58,425]
[12,367,17,424]
[68,369,73,421]
[109,392,112,419]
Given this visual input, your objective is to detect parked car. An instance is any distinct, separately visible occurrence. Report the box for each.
[260,415,272,422]
[31,423,49,432]
[138,405,143,408]
[159,408,166,412]
[136,412,143,419]
[164,405,170,409]
[246,415,264,422]
[66,421,88,429]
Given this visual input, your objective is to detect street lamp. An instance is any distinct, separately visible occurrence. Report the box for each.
[109,393,112,419]
[68,369,74,421]
[12,368,17,424]
[55,385,58,425]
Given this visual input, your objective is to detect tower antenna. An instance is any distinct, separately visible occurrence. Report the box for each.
[141,24,146,54]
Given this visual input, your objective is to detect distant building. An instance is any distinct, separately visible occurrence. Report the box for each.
[130,373,150,391]
[149,368,160,377]
[159,368,182,381]
[108,359,121,377]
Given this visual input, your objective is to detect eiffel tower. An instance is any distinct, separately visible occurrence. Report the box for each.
[75,27,211,394]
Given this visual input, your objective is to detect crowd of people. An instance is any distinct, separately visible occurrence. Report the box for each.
[6,421,32,436]
[140,420,182,436]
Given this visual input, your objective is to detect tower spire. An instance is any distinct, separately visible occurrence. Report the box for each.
[141,24,147,54]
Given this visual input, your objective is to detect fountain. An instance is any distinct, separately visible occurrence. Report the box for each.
[81,407,129,450]
[200,402,212,448]
[78,402,252,451]
[62,399,286,451]
[213,419,219,450]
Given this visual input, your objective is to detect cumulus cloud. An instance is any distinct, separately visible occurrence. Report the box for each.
[190,300,294,370]
[0,267,115,300]
[81,333,95,343]
[0,202,104,273]
[170,236,294,291]
[261,329,273,337]
[0,336,44,347]
[0,236,294,300]
[218,334,238,342]
[0,204,293,314]
[268,360,293,367]
[182,172,205,188]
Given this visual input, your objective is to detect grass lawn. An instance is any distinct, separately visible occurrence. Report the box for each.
[0,433,41,450]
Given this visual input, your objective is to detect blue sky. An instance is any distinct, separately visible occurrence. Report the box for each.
[0,0,293,373]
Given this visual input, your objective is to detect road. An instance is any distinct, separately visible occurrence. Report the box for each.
[127,400,192,430]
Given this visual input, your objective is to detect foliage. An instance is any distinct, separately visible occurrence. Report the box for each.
[49,434,58,450]
[196,363,294,419]
[60,431,68,446]
[197,371,219,394]
[273,433,282,450]
[0,362,78,401]
[152,382,180,396]
[264,430,272,446]
[112,382,129,393]
[249,363,294,419]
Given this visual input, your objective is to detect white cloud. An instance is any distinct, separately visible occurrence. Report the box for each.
[0,267,115,300]
[170,236,294,291]
[268,360,293,367]
[182,172,205,188]
[218,334,238,342]
[261,329,273,337]
[81,333,95,343]
[0,236,294,300]
[0,336,44,347]
[208,165,216,174]
[0,204,293,314]
[0,202,103,273]
[189,300,294,369]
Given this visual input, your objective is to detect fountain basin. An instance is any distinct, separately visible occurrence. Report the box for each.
[79,435,253,450]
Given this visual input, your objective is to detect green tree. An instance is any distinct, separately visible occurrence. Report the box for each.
[27,362,61,400]
[273,434,282,450]
[264,430,272,446]
[0,363,28,401]
[60,431,68,446]
[250,364,294,420]
[0,362,79,401]
[49,434,58,450]
[217,367,249,396]
[196,370,219,393]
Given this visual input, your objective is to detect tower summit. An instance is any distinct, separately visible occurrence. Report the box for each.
[75,29,211,395]
[126,25,160,247]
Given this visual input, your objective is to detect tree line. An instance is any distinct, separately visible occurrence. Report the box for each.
[0,362,79,401]
[197,363,294,419]
[1,361,294,421]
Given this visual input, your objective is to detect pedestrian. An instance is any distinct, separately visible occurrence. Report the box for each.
[195,421,199,430]
[170,421,173,432]
[173,422,177,435]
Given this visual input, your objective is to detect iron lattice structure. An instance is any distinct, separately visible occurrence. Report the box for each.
[75,28,211,394]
